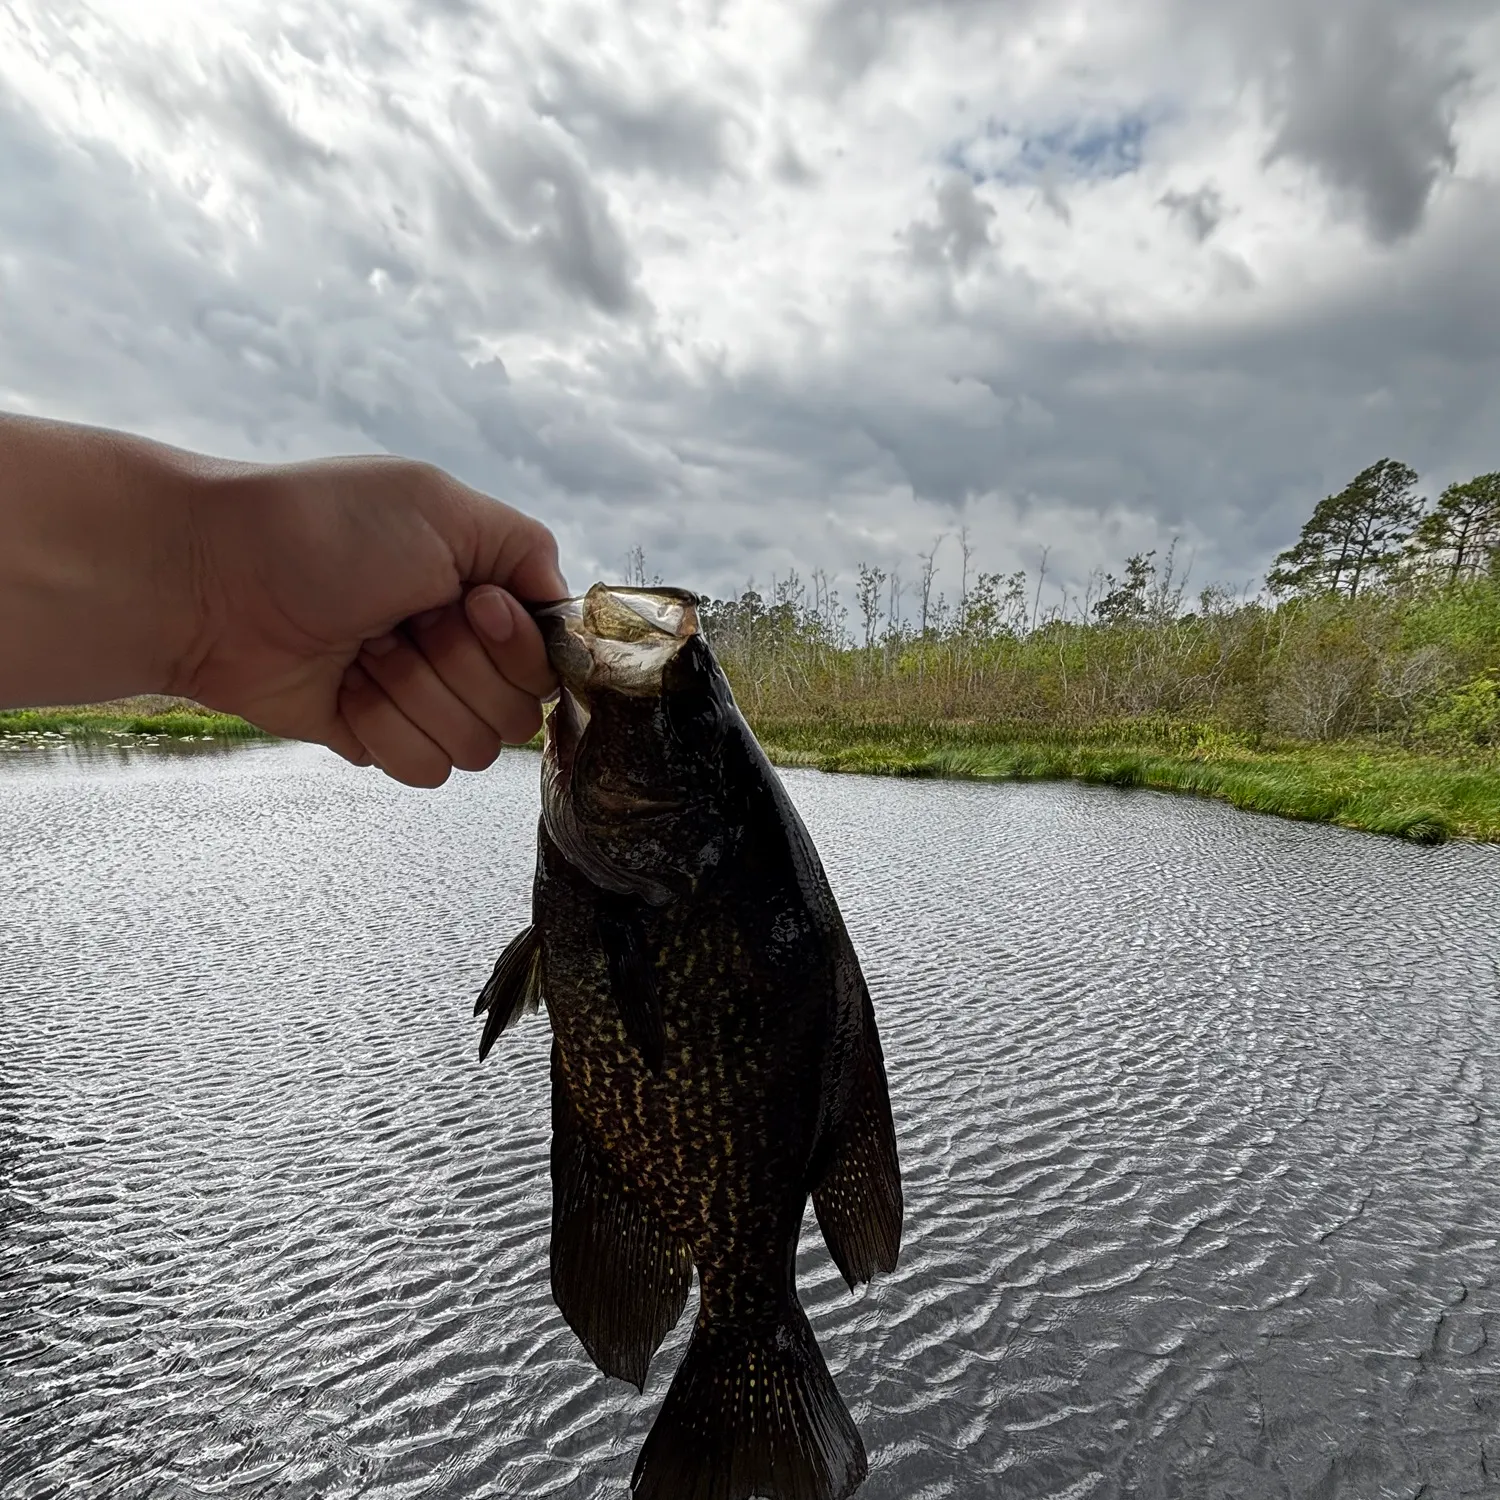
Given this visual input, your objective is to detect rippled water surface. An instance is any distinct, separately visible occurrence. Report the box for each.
[3,740,1500,1499]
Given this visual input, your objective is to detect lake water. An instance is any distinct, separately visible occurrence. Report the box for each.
[2,739,1499,1499]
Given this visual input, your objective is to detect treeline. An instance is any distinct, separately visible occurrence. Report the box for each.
[664,462,1500,748]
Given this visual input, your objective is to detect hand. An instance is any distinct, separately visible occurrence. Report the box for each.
[184,455,567,786]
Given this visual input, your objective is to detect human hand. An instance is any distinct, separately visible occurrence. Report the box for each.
[183,455,566,786]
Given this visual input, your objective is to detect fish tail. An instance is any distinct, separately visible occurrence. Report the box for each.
[631,1298,866,1500]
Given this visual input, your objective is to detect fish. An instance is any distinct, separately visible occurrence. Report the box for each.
[474,583,903,1500]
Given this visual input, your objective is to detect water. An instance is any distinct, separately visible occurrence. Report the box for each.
[2,740,1499,1499]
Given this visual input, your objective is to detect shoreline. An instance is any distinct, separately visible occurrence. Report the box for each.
[752,720,1500,845]
[0,700,270,742]
[5,704,1498,844]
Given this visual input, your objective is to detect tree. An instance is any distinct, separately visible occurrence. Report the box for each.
[917,535,943,636]
[1268,459,1422,598]
[855,563,886,648]
[1094,551,1156,625]
[1410,473,1500,583]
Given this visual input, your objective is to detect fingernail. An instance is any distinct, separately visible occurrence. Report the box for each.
[468,587,514,643]
[363,632,400,656]
[411,607,446,631]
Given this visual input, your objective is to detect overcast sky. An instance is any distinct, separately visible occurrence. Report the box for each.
[3,0,1498,613]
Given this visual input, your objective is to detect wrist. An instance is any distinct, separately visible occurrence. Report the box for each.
[0,415,224,708]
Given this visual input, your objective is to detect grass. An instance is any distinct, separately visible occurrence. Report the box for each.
[6,700,1496,843]
[751,717,1500,844]
[0,697,267,741]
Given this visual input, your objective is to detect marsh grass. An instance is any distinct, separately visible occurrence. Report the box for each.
[6,698,1495,843]
[751,717,1500,843]
[0,697,266,741]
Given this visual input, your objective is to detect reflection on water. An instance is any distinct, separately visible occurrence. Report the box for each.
[2,740,1499,1498]
[0,733,272,770]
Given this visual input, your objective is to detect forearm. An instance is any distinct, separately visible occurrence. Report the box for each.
[0,414,214,709]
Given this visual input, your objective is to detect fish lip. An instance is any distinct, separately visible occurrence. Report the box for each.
[527,588,703,615]
[528,596,583,622]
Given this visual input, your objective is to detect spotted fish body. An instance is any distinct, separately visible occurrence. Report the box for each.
[476,585,902,1500]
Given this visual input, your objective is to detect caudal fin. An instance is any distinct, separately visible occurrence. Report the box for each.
[631,1302,866,1500]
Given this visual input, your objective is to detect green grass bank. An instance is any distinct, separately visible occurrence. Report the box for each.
[7,701,1499,844]
[0,697,267,741]
[752,718,1500,844]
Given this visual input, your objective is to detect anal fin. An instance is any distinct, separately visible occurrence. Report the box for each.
[813,998,903,1290]
[474,924,543,1061]
[550,1041,691,1389]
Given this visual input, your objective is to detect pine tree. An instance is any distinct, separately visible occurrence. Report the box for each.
[1410,473,1500,583]
[1268,459,1422,598]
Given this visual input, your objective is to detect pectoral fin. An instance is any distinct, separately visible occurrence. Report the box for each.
[812,993,903,1290]
[595,899,666,1075]
[474,924,544,1061]
[549,1042,692,1389]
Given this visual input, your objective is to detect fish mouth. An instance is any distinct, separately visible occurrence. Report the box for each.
[530,585,702,637]
[531,584,703,697]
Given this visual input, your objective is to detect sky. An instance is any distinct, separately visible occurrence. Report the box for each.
[2,0,1499,617]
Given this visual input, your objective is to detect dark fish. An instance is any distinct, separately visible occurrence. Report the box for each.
[475,584,902,1500]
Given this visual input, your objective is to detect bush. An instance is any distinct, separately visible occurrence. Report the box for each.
[1422,675,1500,747]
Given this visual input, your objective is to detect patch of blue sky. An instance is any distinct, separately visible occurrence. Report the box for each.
[943,107,1166,187]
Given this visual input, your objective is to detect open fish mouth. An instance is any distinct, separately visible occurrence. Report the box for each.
[531,585,702,640]
[532,585,705,697]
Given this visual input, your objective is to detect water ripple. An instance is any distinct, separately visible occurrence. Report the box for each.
[3,743,1499,1497]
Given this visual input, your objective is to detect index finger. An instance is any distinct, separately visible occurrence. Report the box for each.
[450,485,568,602]
[465,585,557,701]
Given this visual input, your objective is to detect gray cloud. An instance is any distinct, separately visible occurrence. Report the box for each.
[462,113,641,315]
[124,48,341,179]
[903,174,997,271]
[1160,184,1224,242]
[806,0,1040,87]
[530,48,742,184]
[1259,7,1467,242]
[1,1,1498,617]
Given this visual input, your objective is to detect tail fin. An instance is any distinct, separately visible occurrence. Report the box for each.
[631,1301,866,1500]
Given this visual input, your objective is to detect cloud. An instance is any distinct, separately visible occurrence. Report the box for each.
[529,47,743,184]
[903,174,996,272]
[1258,5,1468,242]
[0,0,1498,617]
[1160,184,1224,242]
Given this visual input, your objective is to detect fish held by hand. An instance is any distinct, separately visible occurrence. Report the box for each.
[475,583,903,1500]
